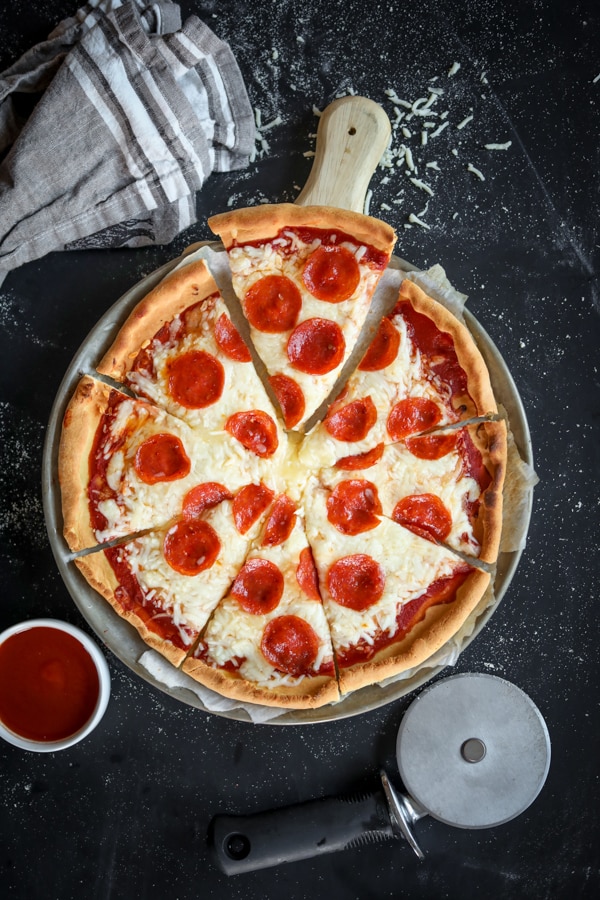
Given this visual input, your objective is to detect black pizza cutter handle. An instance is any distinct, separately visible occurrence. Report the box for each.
[208,788,396,875]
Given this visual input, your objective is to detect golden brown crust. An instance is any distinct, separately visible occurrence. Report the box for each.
[338,567,491,694]
[182,654,340,709]
[398,279,498,417]
[208,203,396,257]
[97,259,219,382]
[467,418,507,564]
[74,551,188,668]
[58,375,111,553]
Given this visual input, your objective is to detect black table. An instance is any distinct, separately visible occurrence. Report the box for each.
[1,1,599,897]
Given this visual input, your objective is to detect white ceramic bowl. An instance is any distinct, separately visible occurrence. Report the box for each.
[0,618,110,752]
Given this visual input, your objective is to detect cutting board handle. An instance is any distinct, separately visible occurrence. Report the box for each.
[295,96,391,213]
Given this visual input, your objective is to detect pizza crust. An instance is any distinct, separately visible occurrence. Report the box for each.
[208,203,396,256]
[337,567,491,694]
[59,375,111,553]
[97,260,219,382]
[398,279,498,418]
[182,654,340,709]
[74,551,188,668]
[468,418,507,564]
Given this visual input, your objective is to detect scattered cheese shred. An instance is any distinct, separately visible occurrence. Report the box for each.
[448,61,461,76]
[484,141,512,150]
[457,113,474,130]
[593,73,600,84]
[408,213,430,229]
[467,163,486,181]
[409,177,434,196]
[429,120,449,138]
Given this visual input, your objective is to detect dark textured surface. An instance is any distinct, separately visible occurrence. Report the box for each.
[1,1,599,897]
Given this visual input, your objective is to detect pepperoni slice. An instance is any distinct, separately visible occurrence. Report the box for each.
[326,480,382,535]
[167,350,224,409]
[233,483,274,534]
[182,482,233,520]
[335,443,385,470]
[134,433,191,484]
[214,313,251,362]
[244,275,302,333]
[324,396,377,442]
[392,493,452,543]
[327,554,386,611]
[358,317,400,371]
[296,547,321,600]
[302,245,360,303]
[225,410,279,458]
[163,520,220,576]
[231,558,284,614]
[262,495,296,547]
[386,398,442,441]
[404,432,458,460]
[269,374,305,428]
[260,615,320,676]
[287,318,345,375]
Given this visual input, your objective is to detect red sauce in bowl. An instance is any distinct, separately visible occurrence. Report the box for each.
[0,627,100,742]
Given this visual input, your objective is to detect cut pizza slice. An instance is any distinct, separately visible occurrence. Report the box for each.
[59,375,284,551]
[208,203,396,430]
[304,477,490,695]
[74,490,267,667]
[317,419,507,565]
[183,493,339,708]
[97,258,287,467]
[300,277,498,468]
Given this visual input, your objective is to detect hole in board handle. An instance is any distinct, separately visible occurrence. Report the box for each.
[348,127,357,135]
[225,833,251,860]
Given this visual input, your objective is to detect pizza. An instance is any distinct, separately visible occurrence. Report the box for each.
[58,207,508,711]
[208,204,395,429]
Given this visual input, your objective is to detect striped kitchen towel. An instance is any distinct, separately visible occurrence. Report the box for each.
[0,0,255,288]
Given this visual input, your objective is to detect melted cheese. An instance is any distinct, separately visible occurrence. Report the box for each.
[227,231,385,426]
[95,399,283,542]
[299,313,457,469]
[202,516,334,686]
[126,293,283,439]
[117,501,249,636]
[304,480,461,652]
[318,439,480,557]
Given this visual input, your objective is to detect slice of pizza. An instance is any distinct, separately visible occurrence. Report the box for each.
[300,278,498,468]
[59,375,282,551]
[74,489,267,667]
[304,476,490,694]
[208,204,396,430]
[97,258,287,467]
[317,419,507,564]
[183,493,339,708]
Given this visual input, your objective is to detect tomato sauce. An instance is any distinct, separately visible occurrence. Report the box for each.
[0,627,99,742]
[337,568,470,668]
[234,226,390,270]
[105,545,194,651]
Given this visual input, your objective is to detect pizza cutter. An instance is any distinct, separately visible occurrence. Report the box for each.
[208,674,550,874]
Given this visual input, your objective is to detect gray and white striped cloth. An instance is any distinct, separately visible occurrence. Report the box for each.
[0,0,255,287]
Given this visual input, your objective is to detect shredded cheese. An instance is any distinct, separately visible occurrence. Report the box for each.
[467,163,486,181]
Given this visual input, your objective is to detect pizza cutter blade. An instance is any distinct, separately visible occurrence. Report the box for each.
[208,674,550,875]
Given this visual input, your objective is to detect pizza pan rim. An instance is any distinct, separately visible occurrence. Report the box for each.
[42,247,534,725]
